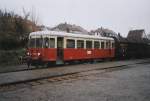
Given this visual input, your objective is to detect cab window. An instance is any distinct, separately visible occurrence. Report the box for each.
[36,38,43,48]
[29,38,36,48]
[28,38,43,48]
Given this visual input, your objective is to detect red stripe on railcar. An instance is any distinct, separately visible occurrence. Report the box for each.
[64,48,115,61]
[42,48,57,61]
[28,48,57,61]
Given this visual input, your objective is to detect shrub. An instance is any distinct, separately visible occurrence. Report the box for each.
[0,49,26,65]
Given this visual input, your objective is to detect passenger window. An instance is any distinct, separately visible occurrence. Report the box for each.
[77,40,84,48]
[50,38,55,48]
[94,41,100,48]
[106,41,109,49]
[109,41,111,48]
[44,37,49,48]
[67,39,75,48]
[86,41,92,48]
[101,42,104,49]
[112,42,114,48]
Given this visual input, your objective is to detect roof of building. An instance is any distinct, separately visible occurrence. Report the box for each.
[127,29,149,43]
[51,23,89,34]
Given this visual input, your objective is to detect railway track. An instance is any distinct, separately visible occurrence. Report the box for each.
[1,58,148,74]
[1,61,148,92]
[0,60,113,74]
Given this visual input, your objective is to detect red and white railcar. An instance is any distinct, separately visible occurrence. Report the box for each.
[27,31,115,66]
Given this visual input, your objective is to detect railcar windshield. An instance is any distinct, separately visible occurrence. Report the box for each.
[28,38,43,48]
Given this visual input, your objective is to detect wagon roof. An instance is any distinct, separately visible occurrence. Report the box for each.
[29,31,114,41]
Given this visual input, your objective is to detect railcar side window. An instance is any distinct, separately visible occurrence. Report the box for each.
[44,37,49,48]
[101,42,104,49]
[77,40,84,48]
[86,41,92,48]
[106,41,109,49]
[109,41,111,48]
[94,41,100,48]
[112,42,114,48]
[50,38,55,48]
[67,39,75,48]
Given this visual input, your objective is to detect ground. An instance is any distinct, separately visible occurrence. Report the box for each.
[0,63,150,101]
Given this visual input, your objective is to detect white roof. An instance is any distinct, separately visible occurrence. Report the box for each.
[29,31,114,41]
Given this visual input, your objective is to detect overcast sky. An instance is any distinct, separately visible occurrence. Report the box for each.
[0,0,150,36]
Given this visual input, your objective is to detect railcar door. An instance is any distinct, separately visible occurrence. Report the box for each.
[108,41,111,56]
[57,37,64,64]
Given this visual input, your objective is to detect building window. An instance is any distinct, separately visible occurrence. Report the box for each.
[94,41,100,48]
[86,41,92,48]
[77,40,84,48]
[67,39,75,48]
[50,38,55,48]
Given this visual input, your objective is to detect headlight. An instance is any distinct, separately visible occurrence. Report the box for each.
[37,52,41,56]
[27,52,30,56]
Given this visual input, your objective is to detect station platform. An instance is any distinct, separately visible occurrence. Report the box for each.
[0,59,150,86]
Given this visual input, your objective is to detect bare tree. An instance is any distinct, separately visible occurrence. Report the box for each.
[30,6,40,25]
[22,7,40,25]
[22,7,30,20]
